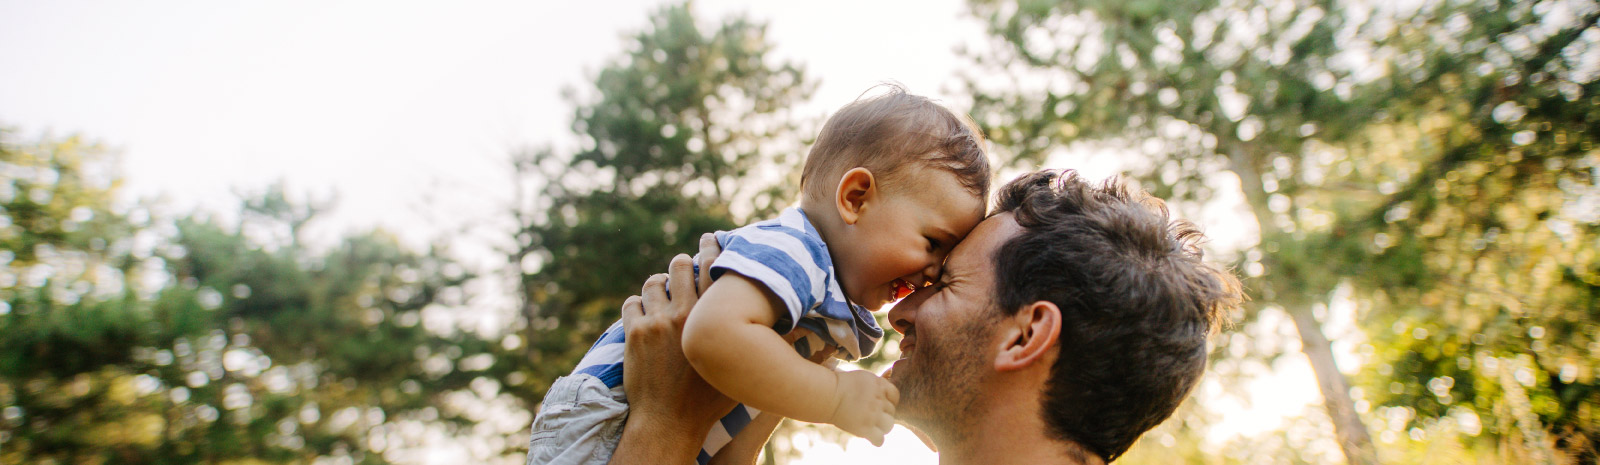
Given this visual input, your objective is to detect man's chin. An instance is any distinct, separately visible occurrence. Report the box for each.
[887,358,912,386]
[887,358,930,413]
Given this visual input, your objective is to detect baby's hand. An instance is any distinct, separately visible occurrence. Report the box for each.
[827,370,899,446]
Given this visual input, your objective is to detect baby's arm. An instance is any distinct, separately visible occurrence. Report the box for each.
[708,344,838,465]
[681,273,898,445]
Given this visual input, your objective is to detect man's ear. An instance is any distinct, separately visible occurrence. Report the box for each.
[995,301,1061,372]
[834,167,877,226]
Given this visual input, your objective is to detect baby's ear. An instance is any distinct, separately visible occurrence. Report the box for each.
[835,167,877,225]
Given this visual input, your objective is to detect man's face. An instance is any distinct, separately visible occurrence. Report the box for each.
[886,213,1021,434]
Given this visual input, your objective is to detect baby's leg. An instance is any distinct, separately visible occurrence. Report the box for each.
[527,372,629,464]
[527,320,630,464]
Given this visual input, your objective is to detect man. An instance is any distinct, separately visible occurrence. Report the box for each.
[609,170,1243,464]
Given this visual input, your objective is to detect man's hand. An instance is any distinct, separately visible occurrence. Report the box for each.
[611,234,730,464]
[827,370,899,447]
[622,254,738,427]
[695,232,718,296]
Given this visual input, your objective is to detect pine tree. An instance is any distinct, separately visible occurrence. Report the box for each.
[504,0,816,420]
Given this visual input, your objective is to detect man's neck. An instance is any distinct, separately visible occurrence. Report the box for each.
[930,388,1103,465]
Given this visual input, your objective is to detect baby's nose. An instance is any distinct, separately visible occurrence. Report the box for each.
[921,262,943,287]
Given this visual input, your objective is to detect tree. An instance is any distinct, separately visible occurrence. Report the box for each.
[1340,0,1600,460]
[502,0,816,446]
[0,130,505,464]
[0,130,149,463]
[961,0,1599,462]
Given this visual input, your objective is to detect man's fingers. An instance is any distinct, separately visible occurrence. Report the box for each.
[642,272,669,293]
[640,273,669,313]
[696,232,719,295]
[621,295,644,321]
[667,254,695,302]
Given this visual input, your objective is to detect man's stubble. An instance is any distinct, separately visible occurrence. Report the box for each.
[892,309,998,442]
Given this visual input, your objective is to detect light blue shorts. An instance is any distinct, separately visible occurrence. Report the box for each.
[526,373,628,465]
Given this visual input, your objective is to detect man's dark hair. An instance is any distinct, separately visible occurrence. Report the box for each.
[990,169,1243,462]
[799,83,990,203]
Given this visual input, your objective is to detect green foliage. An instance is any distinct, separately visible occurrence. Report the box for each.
[963,0,1600,462]
[2,4,823,463]
[1327,1,1600,460]
[504,1,816,409]
[0,130,502,464]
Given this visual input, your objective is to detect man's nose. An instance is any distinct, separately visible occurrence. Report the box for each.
[889,314,913,335]
[887,298,915,334]
[888,287,929,334]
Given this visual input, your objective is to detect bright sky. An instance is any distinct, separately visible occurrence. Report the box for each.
[0,1,1361,463]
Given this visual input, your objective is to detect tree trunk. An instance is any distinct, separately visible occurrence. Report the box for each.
[1287,303,1381,465]
[1226,142,1380,465]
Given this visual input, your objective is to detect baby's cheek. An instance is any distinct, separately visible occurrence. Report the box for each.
[857,245,925,286]
[884,247,927,277]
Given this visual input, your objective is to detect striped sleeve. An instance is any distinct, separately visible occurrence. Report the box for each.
[708,219,829,333]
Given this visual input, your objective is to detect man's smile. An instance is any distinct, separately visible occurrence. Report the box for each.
[896,331,916,360]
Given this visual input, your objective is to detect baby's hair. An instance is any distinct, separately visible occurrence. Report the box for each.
[800,83,991,203]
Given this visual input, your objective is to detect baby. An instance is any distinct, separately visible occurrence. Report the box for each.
[527,85,991,465]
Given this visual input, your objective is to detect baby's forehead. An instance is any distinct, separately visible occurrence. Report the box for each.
[888,162,987,194]
[896,179,987,233]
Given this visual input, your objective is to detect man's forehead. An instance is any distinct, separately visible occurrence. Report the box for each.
[947,213,1021,272]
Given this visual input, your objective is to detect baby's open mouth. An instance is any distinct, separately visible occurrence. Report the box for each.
[891,278,917,302]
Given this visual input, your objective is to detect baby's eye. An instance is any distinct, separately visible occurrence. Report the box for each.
[925,237,942,252]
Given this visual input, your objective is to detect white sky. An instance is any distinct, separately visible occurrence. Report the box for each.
[0,1,1360,463]
[0,0,981,251]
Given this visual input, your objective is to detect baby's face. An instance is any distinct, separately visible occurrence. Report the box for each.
[833,168,986,311]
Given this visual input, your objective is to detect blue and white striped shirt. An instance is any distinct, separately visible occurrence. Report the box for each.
[568,207,883,464]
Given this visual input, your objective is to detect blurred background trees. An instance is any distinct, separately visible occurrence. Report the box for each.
[498,3,822,463]
[0,130,507,464]
[501,3,813,401]
[961,0,1599,462]
[3,0,1599,464]
[2,4,826,463]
